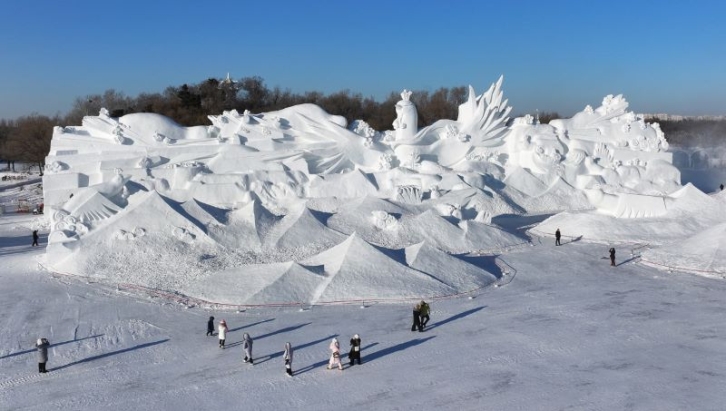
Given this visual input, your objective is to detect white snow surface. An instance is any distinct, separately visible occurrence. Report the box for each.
[2,208,726,410]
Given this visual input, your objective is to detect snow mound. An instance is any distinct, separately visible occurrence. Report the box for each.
[641,223,726,277]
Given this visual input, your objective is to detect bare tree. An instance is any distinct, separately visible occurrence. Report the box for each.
[0,118,20,170]
[8,114,58,175]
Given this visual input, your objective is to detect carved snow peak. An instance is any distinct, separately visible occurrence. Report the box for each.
[456,75,511,146]
[400,89,412,101]
[598,94,629,115]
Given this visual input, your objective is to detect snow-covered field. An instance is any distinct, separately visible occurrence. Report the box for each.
[2,210,725,411]
[4,81,726,409]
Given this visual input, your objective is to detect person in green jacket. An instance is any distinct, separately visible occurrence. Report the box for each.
[419,301,430,331]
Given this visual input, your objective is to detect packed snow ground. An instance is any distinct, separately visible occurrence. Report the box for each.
[2,212,726,411]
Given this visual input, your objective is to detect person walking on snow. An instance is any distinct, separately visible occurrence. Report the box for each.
[419,301,430,331]
[411,302,422,332]
[327,337,343,370]
[555,228,561,246]
[242,333,254,364]
[609,247,616,267]
[36,337,50,373]
[206,316,215,336]
[32,230,39,247]
[283,342,293,376]
[349,334,362,366]
[218,319,228,348]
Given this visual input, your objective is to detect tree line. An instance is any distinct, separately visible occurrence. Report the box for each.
[645,118,726,147]
[1,75,723,172]
[1,76,480,172]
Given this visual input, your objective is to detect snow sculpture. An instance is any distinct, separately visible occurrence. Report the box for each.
[172,227,195,243]
[350,120,378,139]
[456,77,511,147]
[378,153,394,171]
[392,90,417,141]
[371,211,399,230]
[41,76,689,304]
[397,185,422,204]
[45,161,67,173]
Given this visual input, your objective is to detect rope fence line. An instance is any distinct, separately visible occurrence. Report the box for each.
[526,227,581,242]
[526,228,726,278]
[38,255,519,311]
[469,241,531,257]
[38,226,724,311]
[494,257,517,287]
[638,258,725,278]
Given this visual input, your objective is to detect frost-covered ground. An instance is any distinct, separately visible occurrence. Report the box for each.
[2,210,726,410]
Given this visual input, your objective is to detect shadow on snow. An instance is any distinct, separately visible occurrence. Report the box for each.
[425,306,486,332]
[50,338,169,372]
[0,334,105,361]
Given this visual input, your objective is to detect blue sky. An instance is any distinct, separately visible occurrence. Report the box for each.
[1,0,724,120]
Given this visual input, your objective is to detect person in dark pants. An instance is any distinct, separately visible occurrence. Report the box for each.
[411,302,422,332]
[348,334,362,366]
[206,316,215,336]
[242,333,254,364]
[555,229,561,246]
[419,301,430,331]
[36,338,50,373]
[609,247,616,266]
[283,342,293,376]
[32,230,39,247]
[721,184,724,191]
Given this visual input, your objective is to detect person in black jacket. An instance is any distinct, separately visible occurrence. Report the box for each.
[206,316,215,336]
[555,228,561,246]
[411,302,422,332]
[609,247,616,267]
[348,334,362,366]
[32,230,39,247]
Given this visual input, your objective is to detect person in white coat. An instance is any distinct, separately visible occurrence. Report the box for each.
[242,333,253,364]
[327,337,343,370]
[218,319,228,348]
[283,342,293,376]
[36,338,50,373]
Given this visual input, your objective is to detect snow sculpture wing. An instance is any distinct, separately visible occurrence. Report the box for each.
[457,76,512,147]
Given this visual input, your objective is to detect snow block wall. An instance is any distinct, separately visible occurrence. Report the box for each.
[42,77,685,303]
